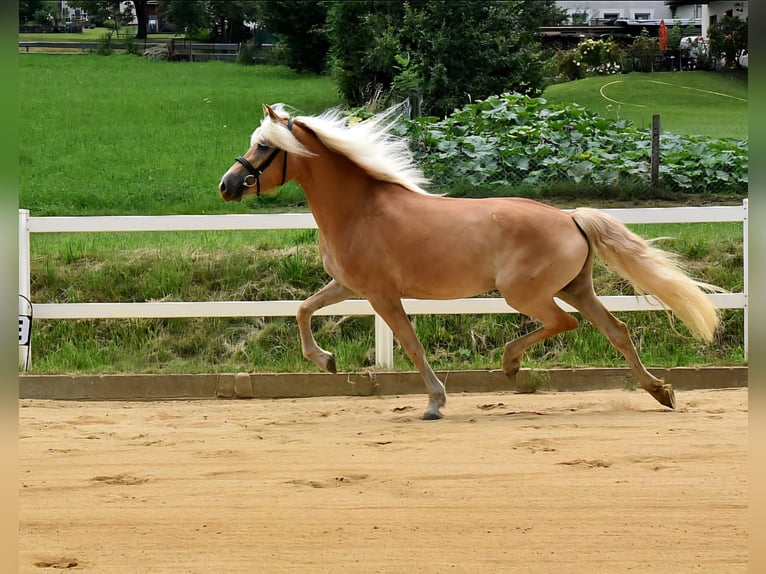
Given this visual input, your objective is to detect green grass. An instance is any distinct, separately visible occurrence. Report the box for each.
[542,70,748,139]
[27,222,744,374]
[19,54,341,216]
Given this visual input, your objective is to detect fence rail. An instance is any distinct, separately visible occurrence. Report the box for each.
[19,40,162,53]
[18,201,748,369]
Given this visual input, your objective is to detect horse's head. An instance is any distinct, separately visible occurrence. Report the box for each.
[218,104,303,201]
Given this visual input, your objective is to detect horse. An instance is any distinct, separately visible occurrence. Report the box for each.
[218,103,720,420]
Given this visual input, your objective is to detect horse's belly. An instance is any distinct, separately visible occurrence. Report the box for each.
[395,259,497,299]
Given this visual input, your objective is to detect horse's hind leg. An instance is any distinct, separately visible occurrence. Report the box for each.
[500,297,579,378]
[297,279,354,373]
[558,276,675,409]
[368,296,446,420]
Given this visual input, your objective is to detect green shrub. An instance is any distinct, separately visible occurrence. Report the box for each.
[547,38,622,83]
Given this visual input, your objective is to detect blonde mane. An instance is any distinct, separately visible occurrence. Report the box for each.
[252,104,431,194]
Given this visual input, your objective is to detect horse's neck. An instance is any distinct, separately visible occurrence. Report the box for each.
[293,148,374,237]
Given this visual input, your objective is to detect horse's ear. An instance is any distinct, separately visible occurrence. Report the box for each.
[262,104,279,121]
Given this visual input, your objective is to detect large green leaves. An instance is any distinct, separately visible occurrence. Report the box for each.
[403,93,747,195]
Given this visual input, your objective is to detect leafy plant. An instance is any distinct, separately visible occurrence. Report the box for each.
[399,93,747,196]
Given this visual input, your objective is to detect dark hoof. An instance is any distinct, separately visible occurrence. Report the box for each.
[502,358,521,379]
[648,384,676,409]
[326,355,337,374]
[422,410,443,421]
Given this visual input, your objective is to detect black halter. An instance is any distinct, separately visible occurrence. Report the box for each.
[235,117,294,196]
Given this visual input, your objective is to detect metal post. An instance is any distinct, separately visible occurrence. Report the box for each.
[374,314,394,369]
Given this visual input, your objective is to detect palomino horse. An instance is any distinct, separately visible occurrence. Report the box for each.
[219,104,720,420]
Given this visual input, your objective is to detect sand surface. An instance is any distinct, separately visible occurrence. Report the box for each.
[19,388,748,573]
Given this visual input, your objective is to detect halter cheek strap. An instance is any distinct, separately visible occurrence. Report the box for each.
[235,117,294,196]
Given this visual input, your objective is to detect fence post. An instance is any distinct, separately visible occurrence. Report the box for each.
[651,114,660,188]
[19,209,31,369]
[742,198,748,360]
[374,314,394,369]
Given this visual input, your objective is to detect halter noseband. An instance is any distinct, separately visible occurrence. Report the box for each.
[235,117,294,196]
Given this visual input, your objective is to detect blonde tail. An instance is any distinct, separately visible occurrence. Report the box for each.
[571,208,720,341]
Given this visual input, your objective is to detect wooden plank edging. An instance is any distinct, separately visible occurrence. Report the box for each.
[18,367,747,401]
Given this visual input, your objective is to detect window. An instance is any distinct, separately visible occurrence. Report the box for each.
[634,13,651,21]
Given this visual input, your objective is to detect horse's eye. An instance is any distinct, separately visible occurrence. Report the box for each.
[257,143,270,151]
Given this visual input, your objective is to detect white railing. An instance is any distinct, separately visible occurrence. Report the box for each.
[18,200,748,369]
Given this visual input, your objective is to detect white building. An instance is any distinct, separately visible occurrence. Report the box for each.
[555,2,747,38]
[555,1,675,24]
[53,1,88,23]
[664,1,748,37]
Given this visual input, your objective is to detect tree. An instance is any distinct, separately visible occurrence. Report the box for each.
[207,0,259,43]
[68,1,149,38]
[67,1,119,27]
[132,0,149,39]
[327,0,566,117]
[19,0,49,24]
[157,1,256,42]
[258,0,330,74]
[326,1,398,104]
[158,0,209,36]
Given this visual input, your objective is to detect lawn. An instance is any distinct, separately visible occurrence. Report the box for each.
[542,70,748,140]
[19,54,341,216]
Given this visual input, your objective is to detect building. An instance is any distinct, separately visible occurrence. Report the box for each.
[664,1,748,37]
[53,1,88,24]
[555,1,675,24]
[554,2,747,34]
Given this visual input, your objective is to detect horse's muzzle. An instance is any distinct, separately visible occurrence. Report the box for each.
[218,175,243,202]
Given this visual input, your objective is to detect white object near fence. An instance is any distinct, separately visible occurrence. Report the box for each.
[18,201,748,369]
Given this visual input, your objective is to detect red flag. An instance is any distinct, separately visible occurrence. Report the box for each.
[659,19,668,50]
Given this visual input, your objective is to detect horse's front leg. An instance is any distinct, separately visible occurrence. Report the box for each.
[297,279,354,373]
[369,297,446,420]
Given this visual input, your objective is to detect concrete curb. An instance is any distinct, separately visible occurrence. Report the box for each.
[19,367,747,400]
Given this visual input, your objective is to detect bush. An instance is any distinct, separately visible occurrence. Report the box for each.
[707,15,748,69]
[328,1,562,117]
[548,38,622,82]
[629,28,659,72]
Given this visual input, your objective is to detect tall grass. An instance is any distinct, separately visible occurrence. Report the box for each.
[28,222,744,374]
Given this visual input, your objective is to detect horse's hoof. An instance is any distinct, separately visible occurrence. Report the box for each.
[422,410,443,421]
[648,384,676,409]
[502,358,521,379]
[326,355,337,374]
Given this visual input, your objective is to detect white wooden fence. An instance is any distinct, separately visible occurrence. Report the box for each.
[18,201,748,369]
